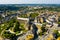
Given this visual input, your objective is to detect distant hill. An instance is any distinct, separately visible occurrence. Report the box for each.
[0,4,60,11]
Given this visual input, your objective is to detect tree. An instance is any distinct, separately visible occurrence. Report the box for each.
[2,31,16,39]
[6,18,16,30]
[14,21,21,32]
[53,30,60,38]
[30,13,39,18]
[41,27,46,33]
[58,16,60,27]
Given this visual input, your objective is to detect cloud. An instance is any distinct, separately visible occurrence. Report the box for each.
[0,0,60,4]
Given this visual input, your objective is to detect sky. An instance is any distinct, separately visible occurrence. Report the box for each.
[0,0,60,4]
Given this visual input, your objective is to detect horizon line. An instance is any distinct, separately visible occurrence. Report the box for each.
[0,3,59,5]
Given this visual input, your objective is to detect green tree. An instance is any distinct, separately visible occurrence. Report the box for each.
[14,21,20,32]
[58,16,60,27]
[30,13,39,18]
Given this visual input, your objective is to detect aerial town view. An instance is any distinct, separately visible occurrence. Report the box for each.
[0,4,60,40]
